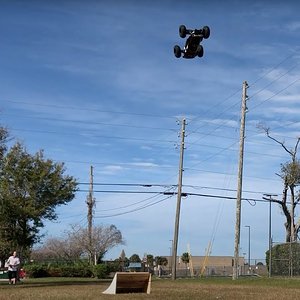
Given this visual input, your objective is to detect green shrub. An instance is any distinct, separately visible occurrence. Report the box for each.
[24,264,49,278]
[24,261,114,278]
[93,264,109,279]
[47,266,62,277]
[60,265,93,277]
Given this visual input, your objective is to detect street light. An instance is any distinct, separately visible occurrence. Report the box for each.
[169,240,173,275]
[243,252,246,275]
[263,193,278,278]
[245,225,250,274]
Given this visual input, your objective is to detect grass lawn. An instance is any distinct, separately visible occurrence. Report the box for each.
[1,276,300,300]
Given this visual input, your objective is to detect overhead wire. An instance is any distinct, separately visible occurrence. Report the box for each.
[2,98,177,120]
[90,191,286,218]
[3,57,298,170]
[184,52,300,173]
[187,51,299,144]
[250,76,300,113]
[94,186,177,212]
[2,112,178,132]
[2,49,299,223]
[249,51,298,88]
[248,63,299,100]
[93,194,173,218]
[9,127,176,144]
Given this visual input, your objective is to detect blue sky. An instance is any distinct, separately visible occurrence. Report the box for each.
[1,0,300,263]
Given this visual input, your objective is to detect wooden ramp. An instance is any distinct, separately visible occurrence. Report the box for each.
[102,272,151,294]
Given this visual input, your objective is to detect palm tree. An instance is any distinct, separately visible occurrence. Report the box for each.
[181,252,190,276]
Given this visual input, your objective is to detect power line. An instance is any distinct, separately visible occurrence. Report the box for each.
[76,189,277,203]
[77,182,282,196]
[184,167,282,183]
[78,182,177,187]
[250,76,300,112]
[2,98,176,120]
[187,51,299,142]
[10,127,177,144]
[82,189,286,219]
[249,63,299,100]
[2,112,177,132]
[249,51,298,88]
[93,195,173,218]
[95,192,173,212]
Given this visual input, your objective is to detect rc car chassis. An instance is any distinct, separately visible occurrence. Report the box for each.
[174,25,210,59]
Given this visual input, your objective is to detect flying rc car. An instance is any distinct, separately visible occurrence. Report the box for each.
[174,25,210,59]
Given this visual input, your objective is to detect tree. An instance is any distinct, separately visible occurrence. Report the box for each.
[67,224,124,264]
[0,127,10,260]
[31,224,124,264]
[129,254,141,263]
[146,254,154,268]
[0,142,77,262]
[0,127,9,160]
[181,252,190,275]
[181,252,190,265]
[117,249,128,271]
[31,237,83,263]
[155,256,168,266]
[259,125,300,242]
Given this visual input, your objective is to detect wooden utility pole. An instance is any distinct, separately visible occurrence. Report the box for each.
[233,81,248,280]
[172,118,186,280]
[87,165,95,265]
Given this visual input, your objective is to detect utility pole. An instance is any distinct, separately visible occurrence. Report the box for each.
[233,81,248,280]
[87,165,95,265]
[172,118,186,280]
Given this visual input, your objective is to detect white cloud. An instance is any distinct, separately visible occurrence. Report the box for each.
[129,162,159,168]
[270,106,300,115]
[99,165,125,175]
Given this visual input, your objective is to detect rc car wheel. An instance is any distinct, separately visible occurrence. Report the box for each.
[202,26,210,39]
[196,45,204,57]
[174,45,182,58]
[179,25,187,38]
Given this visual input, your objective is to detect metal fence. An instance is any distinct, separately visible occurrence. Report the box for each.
[269,241,300,277]
[159,260,268,278]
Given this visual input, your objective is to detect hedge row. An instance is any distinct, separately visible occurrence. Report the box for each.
[23,263,117,278]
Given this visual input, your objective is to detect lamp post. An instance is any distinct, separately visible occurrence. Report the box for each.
[263,193,278,278]
[245,225,250,274]
[243,252,246,275]
[169,239,173,275]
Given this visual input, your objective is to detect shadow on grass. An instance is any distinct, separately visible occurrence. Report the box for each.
[0,278,111,289]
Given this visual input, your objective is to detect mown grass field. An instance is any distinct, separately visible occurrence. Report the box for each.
[1,277,300,300]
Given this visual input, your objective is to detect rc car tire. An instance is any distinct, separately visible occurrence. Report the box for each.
[202,26,210,39]
[196,45,204,57]
[179,25,187,38]
[174,45,182,58]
